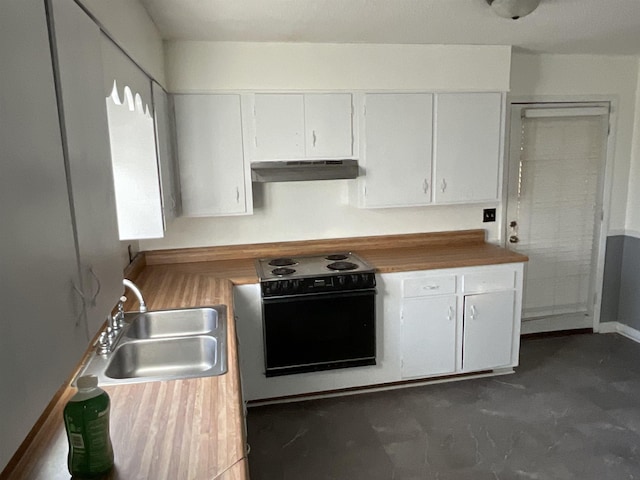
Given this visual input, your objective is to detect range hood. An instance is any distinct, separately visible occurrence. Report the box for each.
[251,160,359,183]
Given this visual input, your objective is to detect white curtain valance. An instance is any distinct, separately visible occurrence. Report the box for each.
[101,33,152,115]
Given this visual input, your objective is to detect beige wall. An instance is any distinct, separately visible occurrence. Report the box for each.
[510,53,639,234]
[140,42,511,251]
[79,0,165,85]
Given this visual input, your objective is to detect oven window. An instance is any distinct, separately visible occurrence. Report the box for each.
[263,290,376,375]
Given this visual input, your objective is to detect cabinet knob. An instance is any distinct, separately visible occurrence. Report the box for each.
[509,235,519,244]
[440,178,447,193]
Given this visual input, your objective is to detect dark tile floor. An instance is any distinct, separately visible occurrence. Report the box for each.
[246,333,640,480]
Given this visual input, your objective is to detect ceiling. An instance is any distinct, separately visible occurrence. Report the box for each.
[140,0,640,56]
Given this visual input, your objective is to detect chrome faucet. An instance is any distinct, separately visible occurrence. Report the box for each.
[123,279,147,313]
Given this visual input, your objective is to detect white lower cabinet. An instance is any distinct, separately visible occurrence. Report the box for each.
[233,263,524,402]
[401,295,457,378]
[462,290,516,372]
[397,264,522,381]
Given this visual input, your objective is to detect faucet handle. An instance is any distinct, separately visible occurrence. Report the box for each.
[97,332,110,355]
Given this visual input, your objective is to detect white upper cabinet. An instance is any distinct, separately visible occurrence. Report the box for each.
[304,94,353,158]
[360,93,433,208]
[253,93,354,160]
[174,94,250,216]
[52,0,123,335]
[433,92,503,203]
[102,37,165,240]
[152,82,181,222]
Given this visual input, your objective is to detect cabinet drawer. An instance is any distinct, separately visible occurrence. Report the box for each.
[402,275,456,298]
[463,270,515,293]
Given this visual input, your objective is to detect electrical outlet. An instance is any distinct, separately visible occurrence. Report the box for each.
[483,208,496,223]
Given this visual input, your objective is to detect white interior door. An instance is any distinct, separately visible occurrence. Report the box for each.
[505,103,610,334]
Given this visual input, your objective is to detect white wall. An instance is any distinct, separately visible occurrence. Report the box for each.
[140,42,511,251]
[625,60,640,236]
[78,0,165,85]
[510,53,639,234]
[165,42,511,92]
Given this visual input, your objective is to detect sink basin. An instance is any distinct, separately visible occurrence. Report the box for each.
[126,308,218,339]
[105,336,221,380]
[76,305,228,386]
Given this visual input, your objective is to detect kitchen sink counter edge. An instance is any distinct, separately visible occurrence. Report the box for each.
[4,230,526,480]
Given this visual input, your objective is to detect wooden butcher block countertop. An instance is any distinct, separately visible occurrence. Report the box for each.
[4,230,526,480]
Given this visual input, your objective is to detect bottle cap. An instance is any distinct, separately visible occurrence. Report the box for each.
[77,375,99,389]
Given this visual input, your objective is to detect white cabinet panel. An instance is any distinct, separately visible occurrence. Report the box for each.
[434,93,502,203]
[463,290,515,371]
[254,94,305,160]
[52,0,123,336]
[152,82,180,222]
[401,295,457,378]
[304,94,353,158]
[362,93,433,207]
[254,93,354,160]
[174,94,248,216]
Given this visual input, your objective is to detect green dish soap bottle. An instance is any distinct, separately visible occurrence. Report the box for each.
[63,375,114,478]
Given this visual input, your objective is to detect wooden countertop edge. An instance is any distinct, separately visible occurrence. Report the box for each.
[145,230,487,265]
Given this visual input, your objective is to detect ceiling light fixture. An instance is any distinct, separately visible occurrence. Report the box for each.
[486,0,541,20]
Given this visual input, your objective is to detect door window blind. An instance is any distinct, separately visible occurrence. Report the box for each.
[514,114,606,319]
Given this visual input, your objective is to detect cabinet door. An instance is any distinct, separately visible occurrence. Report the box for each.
[152,82,180,222]
[0,0,87,469]
[52,0,123,336]
[174,94,247,216]
[401,295,457,378]
[304,94,353,158]
[363,93,433,207]
[434,93,502,203]
[462,290,515,372]
[254,94,305,160]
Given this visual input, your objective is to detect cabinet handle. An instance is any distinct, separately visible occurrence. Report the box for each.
[312,130,317,147]
[470,304,477,320]
[236,186,240,203]
[440,178,447,193]
[89,267,101,306]
[423,285,439,291]
[447,305,454,321]
[422,179,429,194]
[71,281,86,327]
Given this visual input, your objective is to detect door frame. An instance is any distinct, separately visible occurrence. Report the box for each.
[502,95,618,334]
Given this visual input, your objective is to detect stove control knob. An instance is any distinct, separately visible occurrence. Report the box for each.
[337,275,346,286]
[292,279,301,292]
[282,280,291,292]
[351,274,360,286]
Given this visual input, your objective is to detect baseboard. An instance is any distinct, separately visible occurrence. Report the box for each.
[598,321,640,343]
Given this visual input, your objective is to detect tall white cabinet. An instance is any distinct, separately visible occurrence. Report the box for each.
[52,0,123,336]
[0,0,122,470]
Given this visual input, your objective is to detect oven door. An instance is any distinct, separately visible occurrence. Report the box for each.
[262,289,376,377]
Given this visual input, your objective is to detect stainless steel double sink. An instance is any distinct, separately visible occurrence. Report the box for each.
[76,306,228,386]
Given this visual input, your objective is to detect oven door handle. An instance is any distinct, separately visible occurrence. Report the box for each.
[263,288,377,302]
